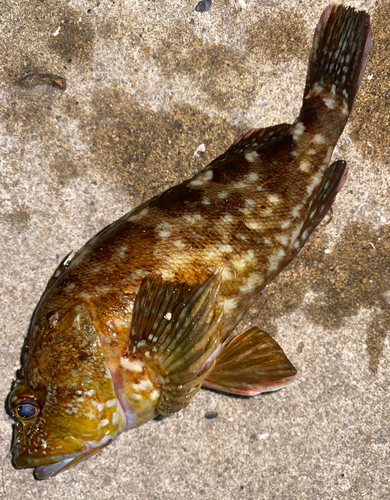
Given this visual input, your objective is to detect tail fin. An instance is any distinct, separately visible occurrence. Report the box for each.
[304,5,372,113]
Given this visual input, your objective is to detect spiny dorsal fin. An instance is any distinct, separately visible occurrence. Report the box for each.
[203,327,297,396]
[128,271,223,416]
[228,123,291,153]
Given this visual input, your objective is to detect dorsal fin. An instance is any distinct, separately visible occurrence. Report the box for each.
[228,123,292,153]
[127,272,223,416]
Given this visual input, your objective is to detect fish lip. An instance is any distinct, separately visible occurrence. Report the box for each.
[34,455,82,479]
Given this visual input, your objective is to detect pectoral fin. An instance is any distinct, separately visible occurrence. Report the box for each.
[128,272,223,416]
[203,327,297,396]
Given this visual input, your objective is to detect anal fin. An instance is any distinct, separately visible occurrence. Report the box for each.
[202,327,296,396]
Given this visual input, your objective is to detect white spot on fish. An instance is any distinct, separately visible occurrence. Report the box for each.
[111,412,119,426]
[219,244,233,253]
[233,181,247,189]
[323,97,336,109]
[92,401,105,412]
[222,297,238,314]
[129,207,149,221]
[222,267,233,281]
[132,379,153,392]
[150,390,160,401]
[268,194,281,204]
[268,248,286,271]
[120,358,144,373]
[158,230,171,238]
[173,240,186,249]
[291,204,303,218]
[231,250,256,271]
[129,393,142,401]
[247,172,259,181]
[99,419,110,428]
[312,82,323,94]
[291,151,298,157]
[183,214,202,223]
[280,219,292,229]
[164,312,172,320]
[239,272,263,293]
[218,191,228,199]
[245,198,255,206]
[306,172,322,197]
[293,122,305,141]
[313,133,325,144]
[275,234,289,246]
[189,170,213,186]
[106,399,117,408]
[245,220,263,230]
[245,151,259,162]
[307,148,316,156]
[299,161,311,173]
[202,197,211,205]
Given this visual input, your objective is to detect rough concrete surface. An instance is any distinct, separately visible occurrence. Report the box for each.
[0,0,389,498]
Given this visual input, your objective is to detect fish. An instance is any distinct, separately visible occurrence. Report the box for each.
[7,4,372,479]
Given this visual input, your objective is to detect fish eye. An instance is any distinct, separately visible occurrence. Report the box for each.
[12,397,40,420]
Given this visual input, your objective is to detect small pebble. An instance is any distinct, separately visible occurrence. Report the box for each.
[195,0,212,13]
[204,411,219,419]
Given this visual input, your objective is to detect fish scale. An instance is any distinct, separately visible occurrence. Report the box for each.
[8,4,372,479]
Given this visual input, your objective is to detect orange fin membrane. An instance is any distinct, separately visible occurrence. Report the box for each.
[129,272,223,416]
[304,5,372,111]
[203,327,297,396]
[298,160,348,249]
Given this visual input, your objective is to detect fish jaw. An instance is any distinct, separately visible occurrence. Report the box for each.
[33,435,117,479]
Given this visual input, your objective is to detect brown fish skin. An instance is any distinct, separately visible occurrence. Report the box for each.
[8,5,372,479]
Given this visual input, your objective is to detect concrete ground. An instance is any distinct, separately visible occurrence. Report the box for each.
[0,0,389,498]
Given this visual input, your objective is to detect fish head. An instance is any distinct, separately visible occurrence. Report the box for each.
[8,303,126,478]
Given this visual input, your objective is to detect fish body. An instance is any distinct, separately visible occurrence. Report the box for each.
[8,5,372,479]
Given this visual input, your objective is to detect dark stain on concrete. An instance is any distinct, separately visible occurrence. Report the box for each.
[244,8,309,64]
[48,5,94,64]
[1,1,94,82]
[349,0,390,162]
[0,205,31,231]
[82,86,241,202]
[244,222,389,373]
[1,80,240,201]
[147,23,256,111]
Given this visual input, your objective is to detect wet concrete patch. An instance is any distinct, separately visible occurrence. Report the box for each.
[248,221,389,372]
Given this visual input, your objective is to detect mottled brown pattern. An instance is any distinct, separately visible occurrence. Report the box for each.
[7,5,372,479]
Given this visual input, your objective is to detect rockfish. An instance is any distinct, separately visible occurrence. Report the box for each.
[8,5,372,479]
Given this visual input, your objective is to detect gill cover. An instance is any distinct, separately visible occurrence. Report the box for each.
[9,303,125,478]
